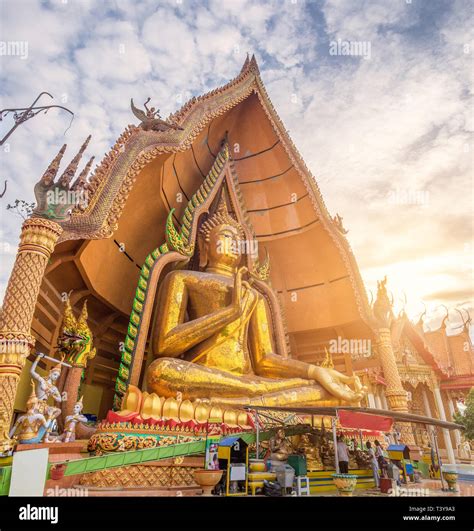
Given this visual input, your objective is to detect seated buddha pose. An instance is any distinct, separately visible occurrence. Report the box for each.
[147,202,366,408]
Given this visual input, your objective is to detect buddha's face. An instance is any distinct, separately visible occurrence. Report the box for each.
[207,224,241,269]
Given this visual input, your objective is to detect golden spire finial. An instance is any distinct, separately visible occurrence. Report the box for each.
[63,298,76,328]
[321,348,334,369]
[50,354,65,375]
[79,300,88,324]
[29,380,36,398]
[26,380,38,407]
[199,195,244,242]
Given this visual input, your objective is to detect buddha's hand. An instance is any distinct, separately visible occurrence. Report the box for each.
[232,266,248,315]
[308,365,367,404]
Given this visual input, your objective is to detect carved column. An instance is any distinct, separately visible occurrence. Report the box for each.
[433,387,456,464]
[0,217,62,455]
[376,328,414,443]
[372,278,414,443]
[381,390,389,410]
[421,386,433,417]
[376,329,408,410]
[367,391,376,408]
[374,388,383,409]
[445,391,461,456]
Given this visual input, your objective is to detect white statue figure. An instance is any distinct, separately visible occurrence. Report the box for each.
[457,438,472,461]
[30,353,63,420]
[47,397,88,443]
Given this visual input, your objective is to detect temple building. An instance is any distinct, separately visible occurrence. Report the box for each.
[0,56,471,463]
[355,313,473,463]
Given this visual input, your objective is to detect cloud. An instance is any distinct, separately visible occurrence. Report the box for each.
[0,0,471,329]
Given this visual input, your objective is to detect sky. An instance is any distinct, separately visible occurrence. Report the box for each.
[0,0,472,334]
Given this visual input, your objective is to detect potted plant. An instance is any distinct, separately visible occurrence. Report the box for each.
[332,473,358,496]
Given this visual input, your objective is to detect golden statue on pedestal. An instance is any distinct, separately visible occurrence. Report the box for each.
[127,199,367,411]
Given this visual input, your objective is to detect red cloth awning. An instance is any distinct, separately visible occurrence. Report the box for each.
[338,410,393,432]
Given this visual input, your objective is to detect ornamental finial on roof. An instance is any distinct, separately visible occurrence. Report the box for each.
[131,98,184,132]
[456,308,472,333]
[416,303,427,328]
[240,53,250,74]
[249,54,260,73]
[332,213,348,234]
[440,304,449,329]
[373,276,394,327]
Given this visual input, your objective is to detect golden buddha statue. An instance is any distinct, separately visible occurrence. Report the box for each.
[268,428,294,461]
[143,201,367,408]
[296,433,324,471]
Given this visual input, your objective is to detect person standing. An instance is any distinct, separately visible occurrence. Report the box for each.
[374,439,388,478]
[366,441,380,488]
[337,435,350,474]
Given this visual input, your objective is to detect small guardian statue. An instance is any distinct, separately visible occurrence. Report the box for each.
[9,382,53,444]
[30,353,63,420]
[47,397,88,443]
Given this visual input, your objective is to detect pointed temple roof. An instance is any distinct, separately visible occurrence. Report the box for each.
[421,320,474,390]
[32,57,382,388]
[391,310,473,391]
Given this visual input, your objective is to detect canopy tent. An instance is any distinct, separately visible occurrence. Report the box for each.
[245,404,462,477]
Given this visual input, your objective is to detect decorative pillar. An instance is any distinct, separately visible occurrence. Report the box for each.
[422,386,433,417]
[373,277,414,443]
[376,328,409,413]
[0,217,62,455]
[433,387,456,464]
[446,393,462,452]
[374,392,383,410]
[367,392,376,408]
[381,391,388,410]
